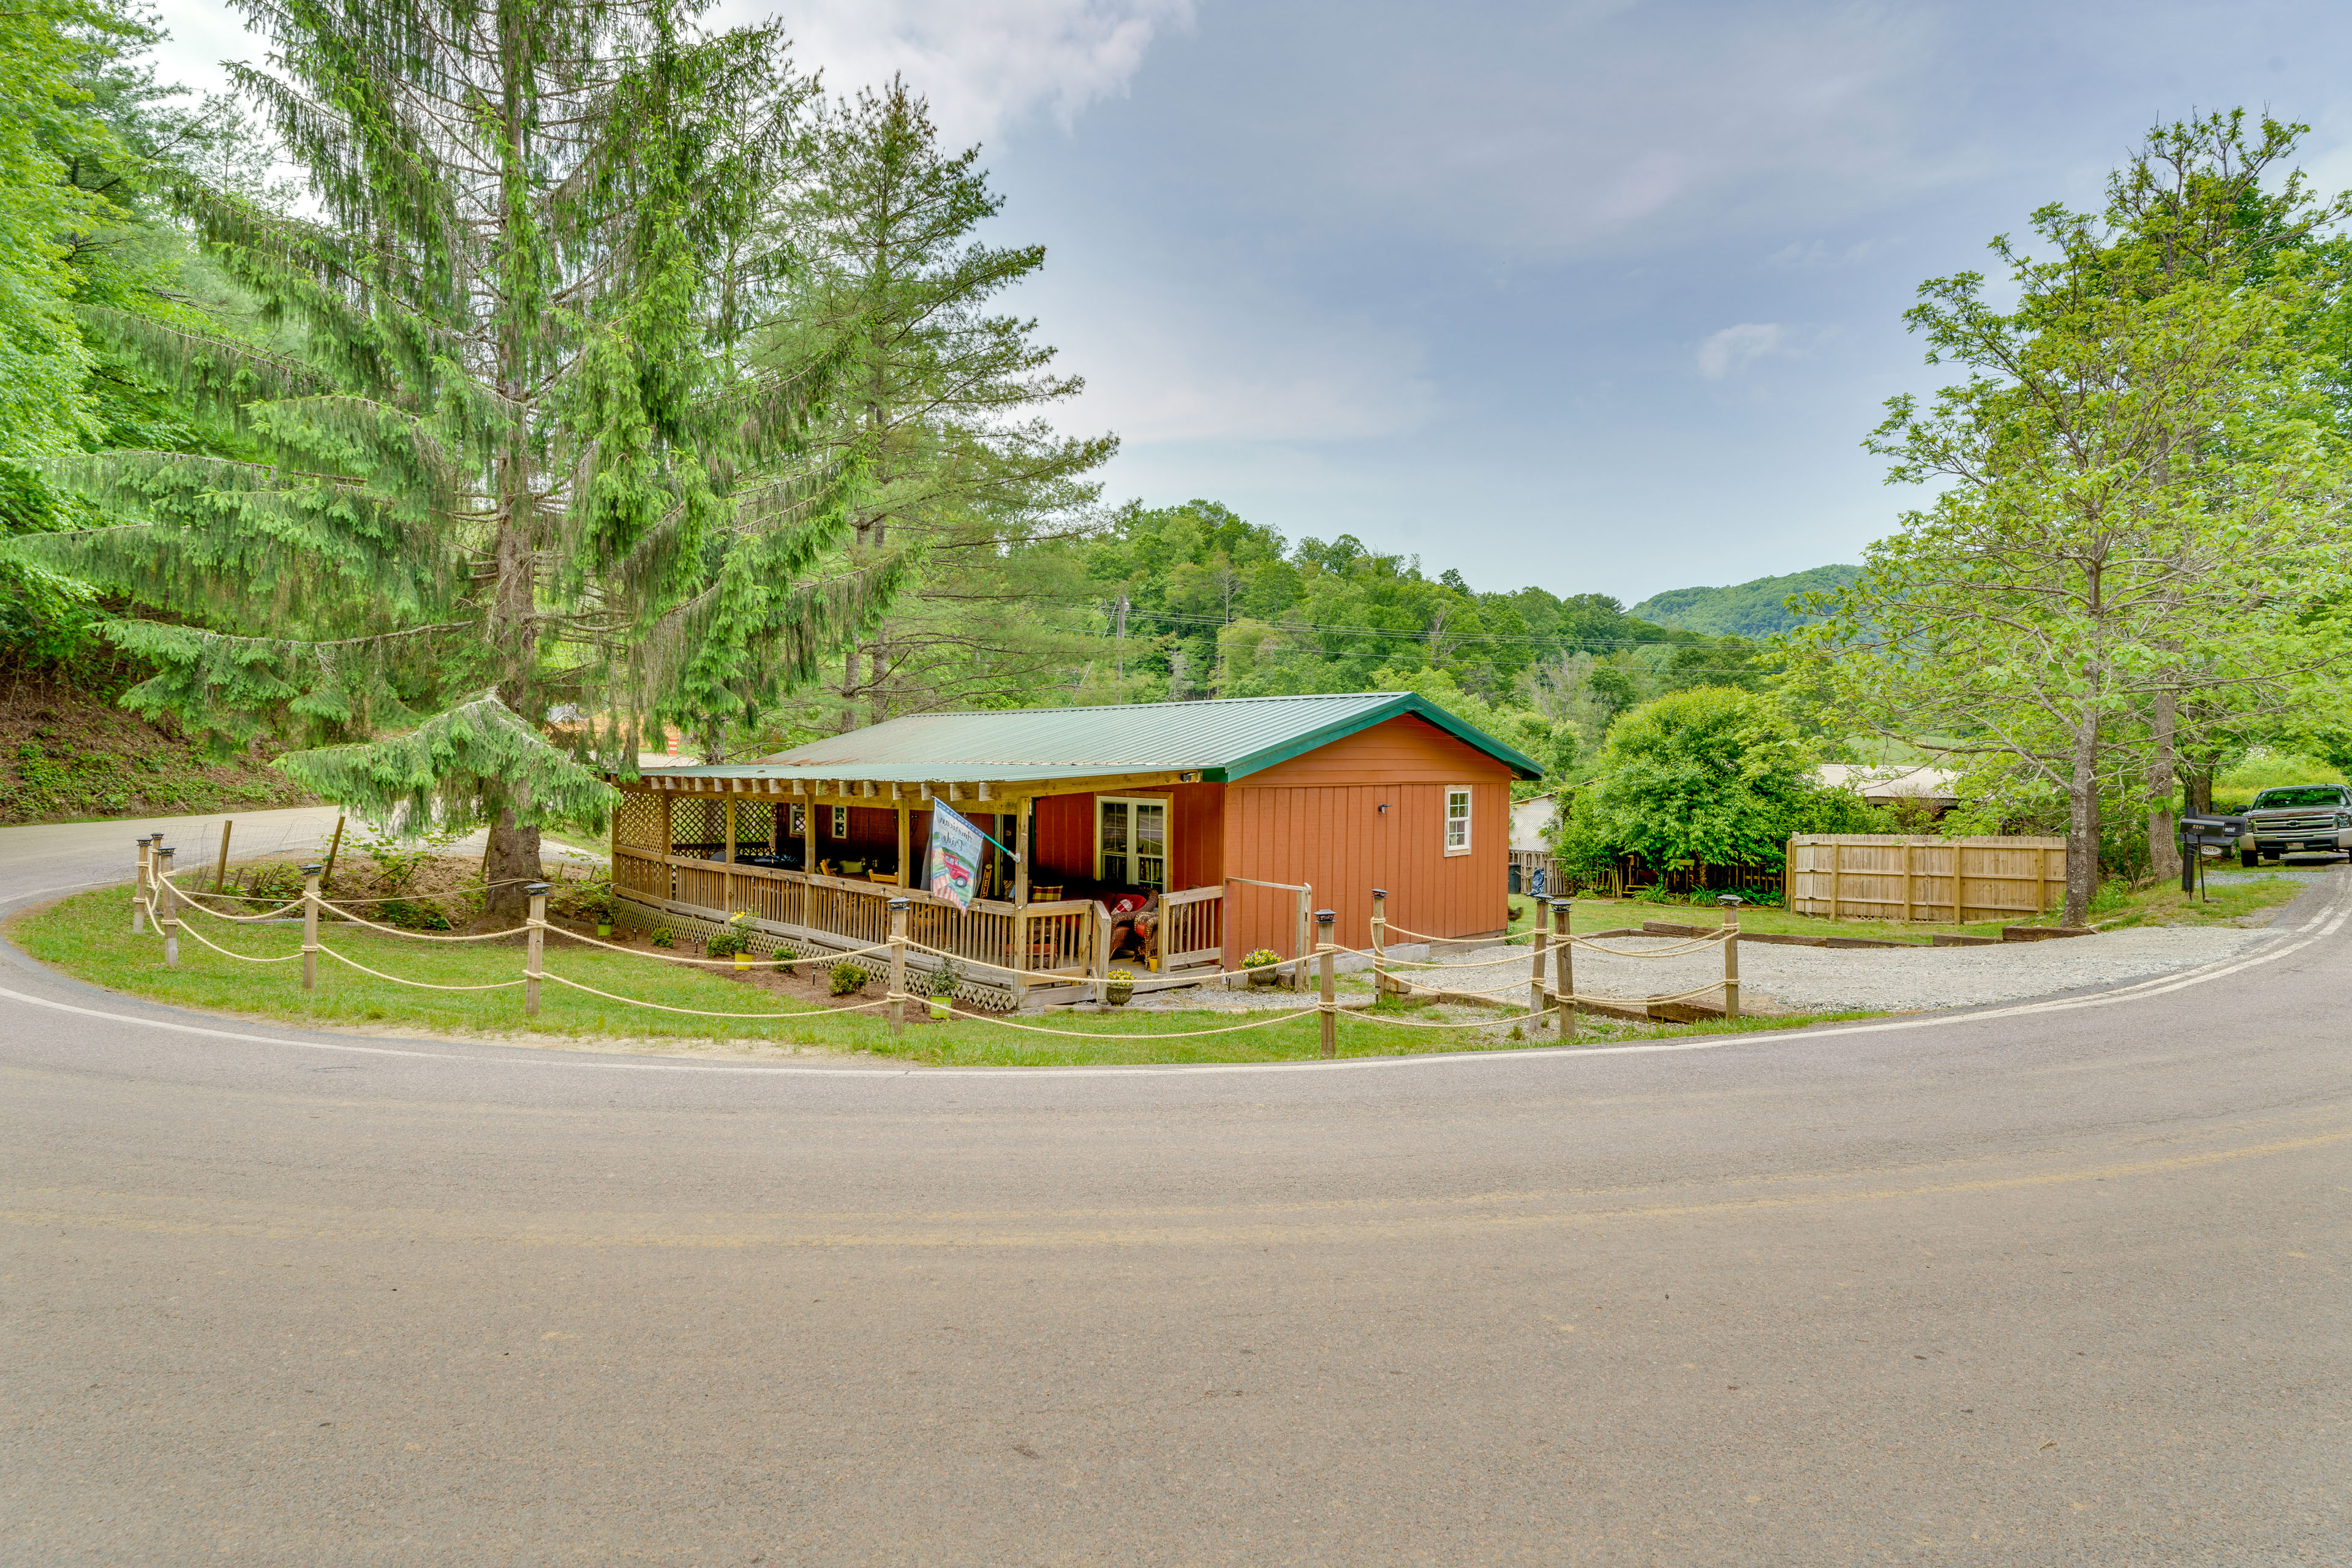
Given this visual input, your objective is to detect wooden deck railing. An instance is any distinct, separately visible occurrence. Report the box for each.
[611,848,1223,998]
[1159,883,1223,969]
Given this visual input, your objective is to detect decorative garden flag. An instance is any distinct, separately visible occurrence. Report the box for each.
[926,801,987,910]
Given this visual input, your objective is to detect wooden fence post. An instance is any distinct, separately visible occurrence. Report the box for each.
[213,820,235,894]
[157,846,178,968]
[888,898,910,1035]
[1294,885,1312,993]
[300,863,323,993]
[523,883,549,1017]
[322,815,345,892]
[1316,908,1336,1059]
[134,836,153,933]
[1719,894,1741,1020]
[1552,897,1574,1041]
[1528,898,1550,1026]
[1901,839,1915,922]
[1370,888,1390,997]
[1828,839,1842,922]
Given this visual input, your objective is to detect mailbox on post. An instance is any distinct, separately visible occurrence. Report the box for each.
[2177,813,2249,897]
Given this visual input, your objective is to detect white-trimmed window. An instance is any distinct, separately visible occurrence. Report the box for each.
[830,804,849,838]
[1444,788,1472,856]
[1096,796,1169,891]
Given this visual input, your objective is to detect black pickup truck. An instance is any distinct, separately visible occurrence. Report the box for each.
[2236,785,2352,867]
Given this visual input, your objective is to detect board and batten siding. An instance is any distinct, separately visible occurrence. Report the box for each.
[1222,715,1513,965]
[1028,782,1224,893]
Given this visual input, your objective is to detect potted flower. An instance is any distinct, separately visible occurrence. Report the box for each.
[1243,948,1283,987]
[1104,968,1135,1006]
[706,911,753,970]
[927,960,963,1020]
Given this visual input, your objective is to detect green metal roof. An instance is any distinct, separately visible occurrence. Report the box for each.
[634,693,1542,783]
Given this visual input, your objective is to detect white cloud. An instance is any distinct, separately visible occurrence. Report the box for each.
[750,0,1194,140]
[149,0,1191,145]
[1695,323,1788,380]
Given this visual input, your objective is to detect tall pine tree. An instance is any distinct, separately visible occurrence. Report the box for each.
[18,0,896,917]
[771,79,1113,735]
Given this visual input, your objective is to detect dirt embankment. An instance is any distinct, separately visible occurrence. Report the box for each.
[0,677,309,826]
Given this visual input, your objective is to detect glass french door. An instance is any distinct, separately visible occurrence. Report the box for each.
[1098,797,1168,891]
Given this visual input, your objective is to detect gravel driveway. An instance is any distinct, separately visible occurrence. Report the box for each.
[1414,923,2278,1016]
[1111,870,2336,1017]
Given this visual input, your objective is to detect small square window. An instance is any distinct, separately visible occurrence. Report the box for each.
[1444,788,1472,856]
[831,805,848,838]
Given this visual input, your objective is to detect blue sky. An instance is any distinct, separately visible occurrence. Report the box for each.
[147,0,2352,604]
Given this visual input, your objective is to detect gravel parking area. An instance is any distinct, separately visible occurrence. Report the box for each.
[1417,924,2277,1016]
[1107,871,2337,1018]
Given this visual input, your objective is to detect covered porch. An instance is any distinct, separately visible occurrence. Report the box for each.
[607,767,1235,1009]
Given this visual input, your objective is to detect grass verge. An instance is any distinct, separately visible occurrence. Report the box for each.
[9,886,1868,1067]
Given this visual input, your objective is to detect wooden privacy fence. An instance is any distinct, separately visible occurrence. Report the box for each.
[1786,834,2065,923]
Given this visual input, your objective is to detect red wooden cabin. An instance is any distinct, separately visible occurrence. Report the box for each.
[606,693,1540,1008]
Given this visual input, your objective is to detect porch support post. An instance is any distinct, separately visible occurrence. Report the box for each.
[1093,901,1112,1003]
[1011,802,1031,1010]
[802,794,816,875]
[1013,800,1031,905]
[896,802,910,888]
[724,795,736,865]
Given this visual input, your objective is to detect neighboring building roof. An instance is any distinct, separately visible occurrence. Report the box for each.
[627,693,1544,786]
[1815,763,1961,801]
[1510,797,1558,850]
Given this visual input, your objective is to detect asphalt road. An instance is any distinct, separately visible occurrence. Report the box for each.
[4,809,2348,1566]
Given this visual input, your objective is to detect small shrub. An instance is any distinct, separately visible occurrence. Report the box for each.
[650,927,676,949]
[240,862,304,903]
[772,942,799,973]
[829,962,869,997]
[355,824,460,894]
[379,897,453,931]
[929,959,963,997]
[705,914,752,959]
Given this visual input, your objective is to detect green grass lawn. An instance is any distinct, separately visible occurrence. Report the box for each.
[12,886,1864,1067]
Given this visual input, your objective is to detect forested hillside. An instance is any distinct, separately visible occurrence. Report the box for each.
[1628,565,1859,637]
[752,497,1769,788]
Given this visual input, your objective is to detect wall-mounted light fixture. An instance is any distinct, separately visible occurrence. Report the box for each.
[1378,802,1390,813]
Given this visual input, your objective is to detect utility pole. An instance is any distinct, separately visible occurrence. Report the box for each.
[1115,592,1128,680]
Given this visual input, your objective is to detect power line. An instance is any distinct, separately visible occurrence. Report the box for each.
[1072,604,1702,652]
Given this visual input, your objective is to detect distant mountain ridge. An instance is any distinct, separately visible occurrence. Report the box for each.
[1628,565,1860,638]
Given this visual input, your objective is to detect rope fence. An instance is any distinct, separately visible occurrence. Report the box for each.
[120,843,1747,1051]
